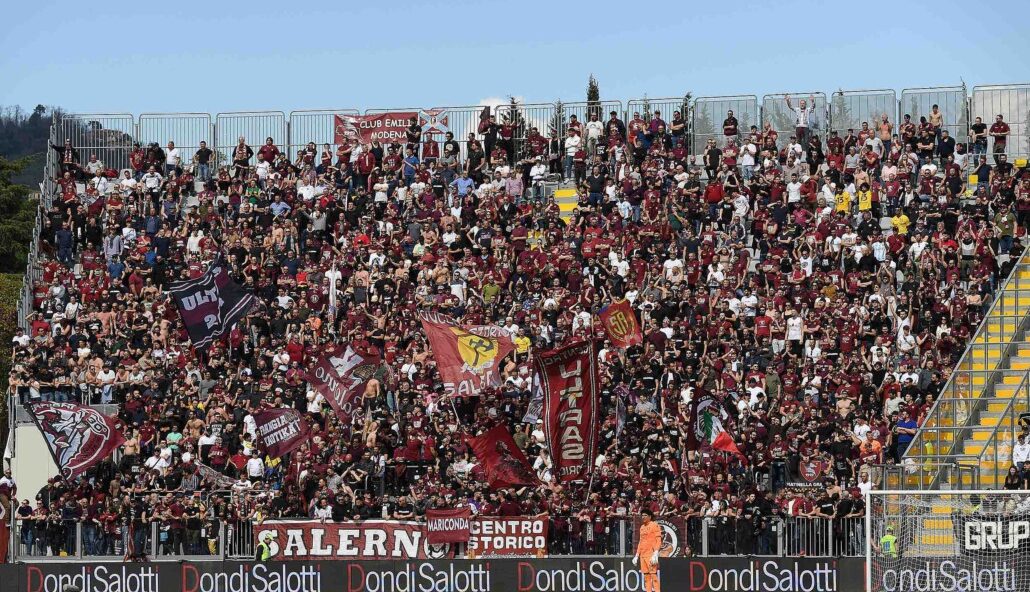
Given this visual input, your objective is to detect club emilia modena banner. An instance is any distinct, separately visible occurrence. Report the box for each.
[2,557,870,592]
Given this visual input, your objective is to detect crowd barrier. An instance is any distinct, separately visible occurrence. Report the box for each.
[0,557,868,592]
[11,515,865,563]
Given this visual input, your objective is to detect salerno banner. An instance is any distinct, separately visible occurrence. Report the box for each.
[253,517,548,560]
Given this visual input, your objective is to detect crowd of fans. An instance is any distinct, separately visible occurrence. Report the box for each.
[7,100,1029,557]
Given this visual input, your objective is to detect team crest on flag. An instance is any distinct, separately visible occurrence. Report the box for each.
[451,327,502,376]
[27,402,126,478]
[598,300,643,348]
[419,311,515,396]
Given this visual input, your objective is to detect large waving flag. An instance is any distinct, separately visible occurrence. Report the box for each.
[536,340,600,482]
[685,392,745,461]
[467,425,539,490]
[304,344,381,424]
[27,402,125,478]
[419,311,515,396]
[168,256,256,352]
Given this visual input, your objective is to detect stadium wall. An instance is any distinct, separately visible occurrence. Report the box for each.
[0,557,867,592]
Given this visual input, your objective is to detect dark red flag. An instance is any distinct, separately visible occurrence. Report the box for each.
[425,508,472,544]
[419,311,515,396]
[467,425,539,490]
[252,407,310,458]
[598,299,643,348]
[536,340,600,482]
[27,402,126,478]
[303,344,381,424]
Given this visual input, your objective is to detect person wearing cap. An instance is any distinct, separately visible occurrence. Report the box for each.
[255,533,273,562]
[879,524,898,558]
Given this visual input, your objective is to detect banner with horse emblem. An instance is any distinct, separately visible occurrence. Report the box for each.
[598,299,643,348]
[419,311,515,396]
[27,402,126,478]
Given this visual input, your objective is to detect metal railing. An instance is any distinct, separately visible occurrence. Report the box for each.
[12,520,223,561]
[904,251,1030,488]
[872,462,980,492]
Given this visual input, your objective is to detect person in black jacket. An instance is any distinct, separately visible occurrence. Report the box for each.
[50,139,80,176]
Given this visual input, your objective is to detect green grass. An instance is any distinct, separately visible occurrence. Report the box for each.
[0,273,24,457]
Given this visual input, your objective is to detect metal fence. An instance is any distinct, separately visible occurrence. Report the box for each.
[829,89,897,136]
[624,97,688,148]
[213,111,287,168]
[971,84,1030,159]
[899,85,967,141]
[762,92,828,144]
[692,94,759,153]
[13,518,223,561]
[54,113,134,172]
[564,100,625,152]
[286,108,360,162]
[138,113,213,170]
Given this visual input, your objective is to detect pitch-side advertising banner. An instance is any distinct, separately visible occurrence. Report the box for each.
[4,558,869,592]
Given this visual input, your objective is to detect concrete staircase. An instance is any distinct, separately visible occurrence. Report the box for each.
[901,255,1030,491]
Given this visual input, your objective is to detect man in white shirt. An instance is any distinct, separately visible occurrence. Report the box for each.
[585,114,604,156]
[563,130,581,181]
[142,167,163,194]
[1013,434,1030,469]
[785,94,817,145]
[740,138,757,180]
[119,171,138,196]
[530,157,547,200]
[165,141,180,174]
[246,451,265,482]
[786,173,803,204]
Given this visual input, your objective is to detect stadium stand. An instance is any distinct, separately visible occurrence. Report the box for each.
[6,84,1030,561]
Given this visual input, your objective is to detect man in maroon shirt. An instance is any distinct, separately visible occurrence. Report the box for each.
[257,137,280,163]
[989,114,1010,164]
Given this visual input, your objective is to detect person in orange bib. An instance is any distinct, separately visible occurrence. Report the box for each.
[634,508,662,592]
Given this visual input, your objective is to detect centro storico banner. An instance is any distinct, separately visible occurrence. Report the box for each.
[3,557,869,592]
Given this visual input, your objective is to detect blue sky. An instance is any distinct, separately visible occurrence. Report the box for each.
[2,0,1029,115]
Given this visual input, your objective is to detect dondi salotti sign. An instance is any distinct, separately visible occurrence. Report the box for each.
[873,559,1022,592]
[23,563,163,592]
[663,557,865,592]
[3,559,868,592]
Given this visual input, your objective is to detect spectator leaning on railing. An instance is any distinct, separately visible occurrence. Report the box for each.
[10,105,1030,558]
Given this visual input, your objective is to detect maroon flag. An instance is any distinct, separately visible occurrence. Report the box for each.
[27,402,125,478]
[419,311,515,396]
[303,345,380,424]
[425,508,472,544]
[168,256,256,352]
[252,408,310,458]
[477,106,491,134]
[467,425,539,490]
[598,299,643,348]
[536,340,600,482]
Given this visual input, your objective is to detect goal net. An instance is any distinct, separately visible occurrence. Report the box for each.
[866,490,1030,592]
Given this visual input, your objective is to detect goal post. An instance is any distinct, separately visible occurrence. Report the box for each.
[865,490,1030,592]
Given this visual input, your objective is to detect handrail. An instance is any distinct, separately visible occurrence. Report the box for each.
[909,251,1030,448]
